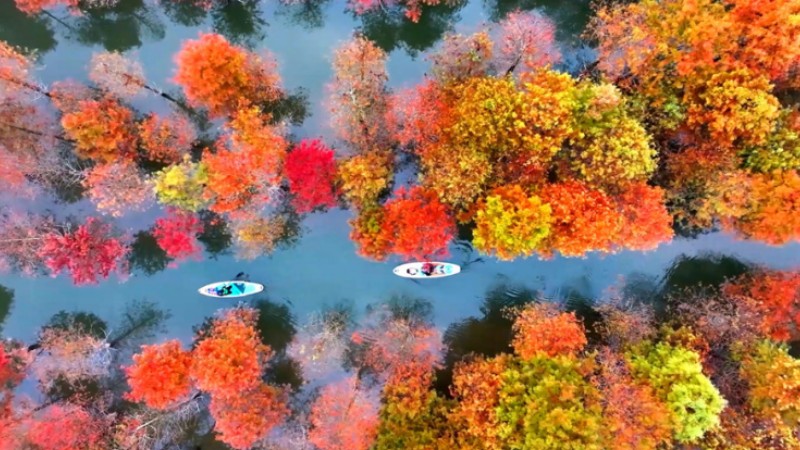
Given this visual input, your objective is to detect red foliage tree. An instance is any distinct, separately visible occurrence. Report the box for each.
[377,186,455,261]
[173,33,282,118]
[152,209,204,262]
[308,375,380,450]
[191,307,271,398]
[723,270,800,342]
[209,384,287,450]
[24,405,106,450]
[38,217,129,285]
[540,180,624,257]
[124,340,193,410]
[284,139,339,214]
[510,303,588,359]
[614,182,674,252]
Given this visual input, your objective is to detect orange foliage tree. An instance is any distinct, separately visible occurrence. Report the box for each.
[190,307,271,398]
[595,349,672,450]
[61,97,138,163]
[540,181,623,257]
[723,269,800,342]
[510,302,587,359]
[308,375,380,450]
[137,112,197,164]
[173,33,282,118]
[209,383,287,450]
[450,354,511,447]
[729,170,800,245]
[202,107,287,215]
[377,186,455,261]
[614,182,674,251]
[124,340,193,410]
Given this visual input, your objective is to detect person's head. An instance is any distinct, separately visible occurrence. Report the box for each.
[407,268,418,275]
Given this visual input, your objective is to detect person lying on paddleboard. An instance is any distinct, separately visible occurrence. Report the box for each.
[407,263,438,277]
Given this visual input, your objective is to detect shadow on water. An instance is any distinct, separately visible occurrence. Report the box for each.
[0,285,14,335]
[275,0,332,29]
[0,1,58,55]
[434,282,537,395]
[128,229,172,276]
[654,252,753,321]
[65,0,166,52]
[359,1,465,56]
[196,211,234,260]
[210,0,268,49]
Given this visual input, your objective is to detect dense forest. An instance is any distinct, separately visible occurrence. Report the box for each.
[1,0,799,447]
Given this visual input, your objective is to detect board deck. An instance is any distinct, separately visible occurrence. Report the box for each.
[198,281,265,298]
[393,262,461,279]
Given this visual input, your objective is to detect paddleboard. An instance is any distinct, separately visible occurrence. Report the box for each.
[393,262,461,279]
[198,281,265,298]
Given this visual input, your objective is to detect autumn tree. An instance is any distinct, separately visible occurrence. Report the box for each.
[0,211,55,276]
[728,170,800,245]
[540,181,623,257]
[472,184,552,260]
[595,349,672,450]
[497,355,605,449]
[492,10,560,75]
[202,106,287,215]
[338,151,393,209]
[38,216,129,285]
[683,68,780,149]
[308,375,379,450]
[152,155,208,212]
[173,33,282,117]
[82,161,153,218]
[614,182,674,251]
[349,205,391,261]
[33,317,112,390]
[138,112,197,164]
[61,97,139,163]
[124,340,193,410]
[89,51,185,107]
[284,139,339,214]
[567,82,657,188]
[626,341,726,443]
[450,354,510,447]
[191,307,271,398]
[347,0,452,22]
[152,209,204,262]
[328,36,394,153]
[737,340,800,426]
[509,302,587,359]
[287,309,351,382]
[377,186,455,261]
[417,143,491,212]
[209,383,287,450]
[232,214,288,260]
[427,32,494,84]
[22,404,108,450]
[722,269,800,342]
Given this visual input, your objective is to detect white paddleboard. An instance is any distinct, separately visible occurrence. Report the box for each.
[198,281,265,298]
[393,262,461,279]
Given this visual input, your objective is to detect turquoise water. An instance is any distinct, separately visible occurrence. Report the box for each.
[0,0,798,347]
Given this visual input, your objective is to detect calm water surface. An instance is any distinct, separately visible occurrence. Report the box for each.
[0,0,798,346]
